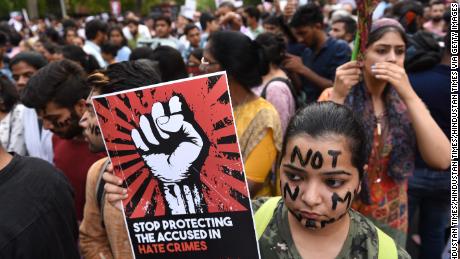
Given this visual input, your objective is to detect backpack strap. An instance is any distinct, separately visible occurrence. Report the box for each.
[254,196,282,240]
[95,158,111,228]
[260,77,293,98]
[376,226,398,259]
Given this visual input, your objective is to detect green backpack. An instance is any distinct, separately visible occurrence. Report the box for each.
[254,197,398,259]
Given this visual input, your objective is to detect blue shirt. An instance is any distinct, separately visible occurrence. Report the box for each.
[300,37,351,103]
[115,46,131,62]
[409,64,450,169]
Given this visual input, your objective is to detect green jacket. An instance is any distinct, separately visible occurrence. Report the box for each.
[252,197,411,259]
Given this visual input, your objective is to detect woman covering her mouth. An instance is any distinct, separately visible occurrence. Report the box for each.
[253,102,410,259]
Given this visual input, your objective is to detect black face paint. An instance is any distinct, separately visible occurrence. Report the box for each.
[290,145,312,167]
[327,150,341,168]
[306,219,317,229]
[51,117,71,128]
[331,191,352,211]
[283,183,300,201]
[320,211,347,228]
[287,207,302,222]
[310,151,323,169]
[88,123,101,136]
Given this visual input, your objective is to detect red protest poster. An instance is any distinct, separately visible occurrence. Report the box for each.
[92,72,260,258]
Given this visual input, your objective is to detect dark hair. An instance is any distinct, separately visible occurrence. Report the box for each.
[44,27,62,44]
[200,12,216,31]
[244,6,261,20]
[281,102,368,179]
[367,25,408,47]
[184,24,199,36]
[85,19,108,40]
[64,27,77,41]
[332,16,357,35]
[101,43,120,57]
[151,46,188,82]
[129,47,155,61]
[62,19,77,30]
[255,32,286,66]
[43,42,62,55]
[10,52,48,70]
[155,16,172,27]
[218,1,236,11]
[125,18,139,26]
[263,15,282,27]
[21,59,89,109]
[430,0,444,7]
[290,3,324,28]
[208,31,269,89]
[87,60,162,95]
[0,31,8,46]
[108,26,128,47]
[393,0,423,34]
[190,48,203,60]
[62,45,101,74]
[0,76,18,113]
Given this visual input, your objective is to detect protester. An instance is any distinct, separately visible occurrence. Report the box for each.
[153,16,184,52]
[0,75,26,155]
[0,144,79,258]
[328,15,357,49]
[150,46,189,82]
[182,24,203,62]
[423,0,446,37]
[101,43,119,65]
[79,60,162,259]
[21,59,105,221]
[407,28,452,259]
[199,12,220,43]
[254,32,296,134]
[10,52,53,163]
[320,18,450,245]
[125,18,152,50]
[284,4,351,103]
[254,101,410,258]
[83,19,108,68]
[108,26,131,62]
[244,6,264,37]
[62,45,101,74]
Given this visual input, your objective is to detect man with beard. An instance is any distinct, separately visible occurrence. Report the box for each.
[10,52,53,163]
[284,4,351,103]
[423,1,446,37]
[78,60,161,259]
[21,59,105,222]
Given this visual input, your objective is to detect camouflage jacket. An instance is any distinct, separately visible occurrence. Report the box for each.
[252,197,411,259]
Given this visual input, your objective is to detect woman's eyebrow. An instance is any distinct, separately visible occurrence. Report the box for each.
[282,164,307,173]
[321,170,352,176]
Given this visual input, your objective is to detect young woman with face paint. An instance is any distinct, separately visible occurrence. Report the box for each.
[254,102,410,259]
[318,18,450,245]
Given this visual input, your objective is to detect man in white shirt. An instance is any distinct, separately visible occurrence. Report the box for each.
[83,19,108,68]
[10,52,53,163]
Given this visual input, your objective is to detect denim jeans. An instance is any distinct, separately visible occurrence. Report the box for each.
[408,168,450,259]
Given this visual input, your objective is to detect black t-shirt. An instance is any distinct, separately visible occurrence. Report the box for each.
[0,154,79,259]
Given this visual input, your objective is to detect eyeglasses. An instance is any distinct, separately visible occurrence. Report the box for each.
[199,57,219,72]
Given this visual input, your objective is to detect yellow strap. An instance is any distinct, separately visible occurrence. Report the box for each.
[376,227,398,259]
[254,196,282,240]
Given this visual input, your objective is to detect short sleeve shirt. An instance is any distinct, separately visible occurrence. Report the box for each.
[300,37,351,103]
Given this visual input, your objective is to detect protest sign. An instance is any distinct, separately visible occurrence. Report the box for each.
[93,72,260,258]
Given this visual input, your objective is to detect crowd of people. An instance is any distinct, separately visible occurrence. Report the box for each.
[0,0,453,258]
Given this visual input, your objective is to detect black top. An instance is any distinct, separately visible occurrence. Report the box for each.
[0,154,79,259]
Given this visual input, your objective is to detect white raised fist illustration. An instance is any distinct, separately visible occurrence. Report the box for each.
[131,95,208,214]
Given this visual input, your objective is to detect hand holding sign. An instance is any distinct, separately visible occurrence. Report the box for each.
[131,95,207,215]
